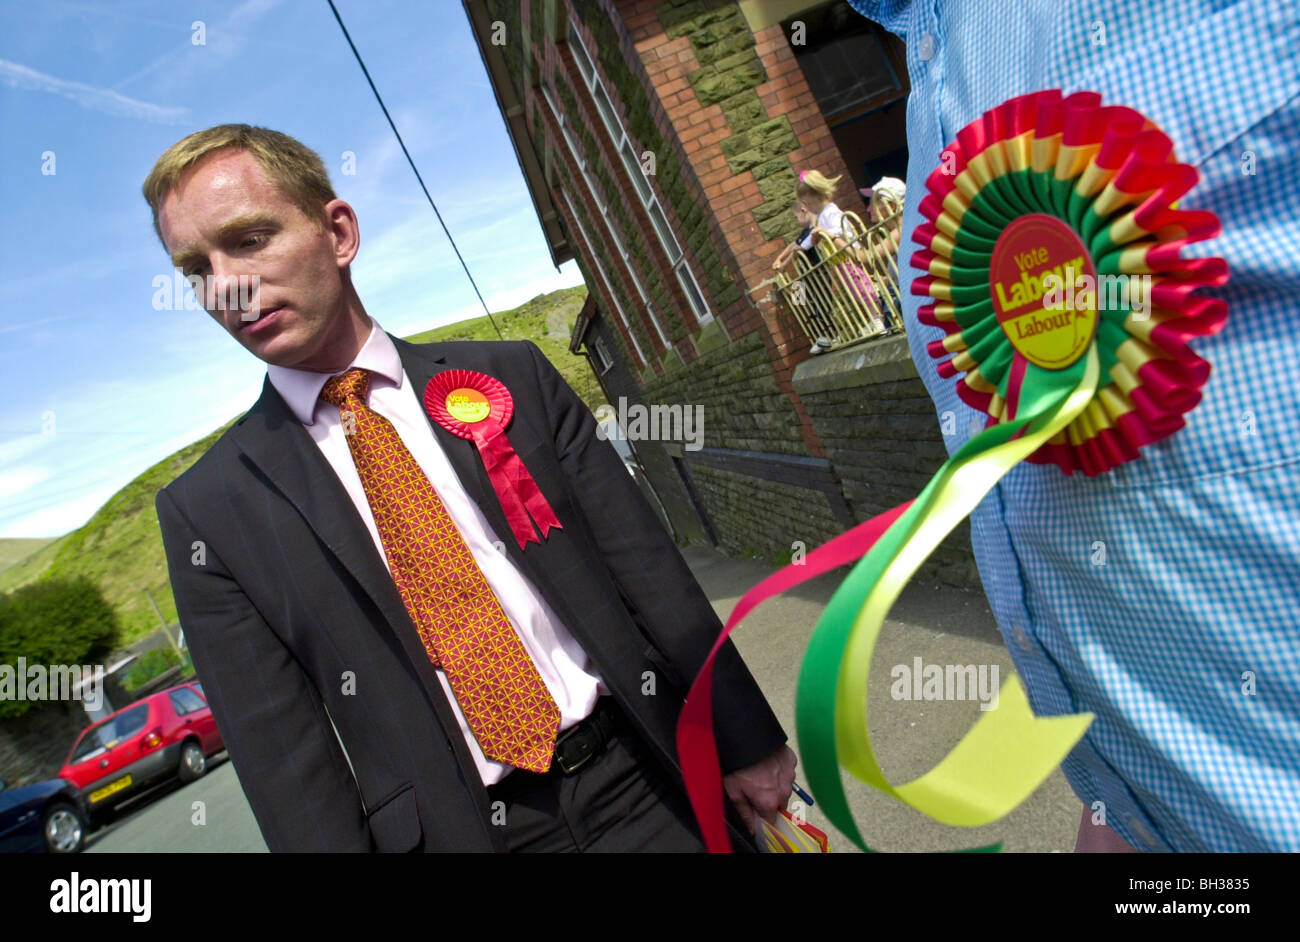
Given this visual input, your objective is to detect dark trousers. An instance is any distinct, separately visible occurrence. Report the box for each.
[484,702,710,852]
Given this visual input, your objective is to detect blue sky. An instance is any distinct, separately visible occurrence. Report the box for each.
[0,0,583,538]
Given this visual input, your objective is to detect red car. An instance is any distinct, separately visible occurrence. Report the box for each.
[57,681,224,820]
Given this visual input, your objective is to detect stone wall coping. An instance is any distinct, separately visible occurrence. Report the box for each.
[689,445,832,469]
[792,334,923,395]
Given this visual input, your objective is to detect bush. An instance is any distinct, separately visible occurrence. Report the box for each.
[120,646,182,694]
[0,576,121,720]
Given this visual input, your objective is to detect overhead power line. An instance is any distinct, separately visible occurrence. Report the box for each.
[326,0,503,340]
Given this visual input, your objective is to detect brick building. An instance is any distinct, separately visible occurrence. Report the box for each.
[464,0,979,586]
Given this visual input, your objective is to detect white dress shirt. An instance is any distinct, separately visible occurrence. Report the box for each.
[267,317,604,786]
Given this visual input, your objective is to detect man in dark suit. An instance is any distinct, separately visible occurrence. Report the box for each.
[145,124,795,852]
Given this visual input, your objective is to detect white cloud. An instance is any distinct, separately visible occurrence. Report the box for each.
[1,485,121,539]
[0,58,190,124]
[0,466,52,500]
[0,433,53,468]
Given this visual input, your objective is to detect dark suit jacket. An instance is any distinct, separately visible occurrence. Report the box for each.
[155,335,787,852]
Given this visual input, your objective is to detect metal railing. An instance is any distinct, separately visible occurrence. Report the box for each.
[773,192,905,351]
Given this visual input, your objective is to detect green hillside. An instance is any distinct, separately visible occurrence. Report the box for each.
[404,285,601,409]
[0,538,55,572]
[1,286,598,643]
[0,538,60,590]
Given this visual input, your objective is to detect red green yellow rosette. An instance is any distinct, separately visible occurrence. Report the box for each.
[912,88,1228,475]
[424,369,562,549]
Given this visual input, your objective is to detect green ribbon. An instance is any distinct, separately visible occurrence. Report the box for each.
[795,348,1099,852]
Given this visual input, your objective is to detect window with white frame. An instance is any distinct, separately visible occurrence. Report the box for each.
[593,336,614,374]
[566,23,714,326]
[542,77,669,351]
[559,188,646,366]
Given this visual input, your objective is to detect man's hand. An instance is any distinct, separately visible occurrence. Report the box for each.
[721,745,797,835]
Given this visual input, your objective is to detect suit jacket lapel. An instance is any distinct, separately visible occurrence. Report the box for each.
[229,375,416,633]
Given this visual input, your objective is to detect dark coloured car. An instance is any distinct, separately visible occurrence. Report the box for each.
[56,681,223,821]
[0,776,89,853]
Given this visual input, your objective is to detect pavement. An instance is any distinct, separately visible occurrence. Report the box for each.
[679,543,1083,853]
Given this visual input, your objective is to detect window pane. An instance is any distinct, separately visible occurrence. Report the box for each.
[592,84,621,143]
[648,201,682,260]
[621,141,653,203]
[594,336,613,372]
[170,687,206,715]
[114,704,149,739]
[562,125,582,168]
[568,24,596,84]
[676,262,709,322]
[72,722,114,762]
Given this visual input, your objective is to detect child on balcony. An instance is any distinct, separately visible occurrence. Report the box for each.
[796,169,888,335]
[773,202,838,351]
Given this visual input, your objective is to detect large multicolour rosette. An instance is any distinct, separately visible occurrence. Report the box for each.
[911,89,1228,475]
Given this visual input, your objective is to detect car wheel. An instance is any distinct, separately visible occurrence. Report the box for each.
[43,802,86,854]
[177,740,207,783]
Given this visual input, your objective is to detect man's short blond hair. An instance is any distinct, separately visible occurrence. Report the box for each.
[142,124,336,247]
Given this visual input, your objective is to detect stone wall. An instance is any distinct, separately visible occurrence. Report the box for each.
[641,327,803,455]
[686,463,842,559]
[793,335,982,588]
[0,699,97,789]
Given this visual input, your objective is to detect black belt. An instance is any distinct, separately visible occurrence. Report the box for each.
[487,698,622,803]
[552,697,622,774]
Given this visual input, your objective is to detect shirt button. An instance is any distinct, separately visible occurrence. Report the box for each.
[917,32,936,61]
[1012,623,1033,652]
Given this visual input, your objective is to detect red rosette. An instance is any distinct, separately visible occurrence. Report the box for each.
[424,368,513,439]
[424,369,561,548]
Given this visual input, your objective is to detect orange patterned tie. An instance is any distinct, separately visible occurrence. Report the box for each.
[320,368,560,772]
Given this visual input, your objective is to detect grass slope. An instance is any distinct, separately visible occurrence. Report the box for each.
[0,538,56,572]
[3,287,596,644]
[403,285,600,410]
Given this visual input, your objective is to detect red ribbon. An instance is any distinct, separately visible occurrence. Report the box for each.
[676,500,913,851]
[424,370,562,550]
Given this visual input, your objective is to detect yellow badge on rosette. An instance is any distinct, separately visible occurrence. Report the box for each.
[990,214,1099,370]
[444,387,491,424]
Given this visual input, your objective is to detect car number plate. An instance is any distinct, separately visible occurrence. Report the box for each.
[89,775,132,803]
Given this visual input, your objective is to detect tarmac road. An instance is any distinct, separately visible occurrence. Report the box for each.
[85,755,267,853]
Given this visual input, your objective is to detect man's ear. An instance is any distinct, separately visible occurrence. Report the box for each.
[323,199,360,269]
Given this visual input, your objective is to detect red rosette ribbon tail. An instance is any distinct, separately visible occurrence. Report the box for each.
[424,369,562,550]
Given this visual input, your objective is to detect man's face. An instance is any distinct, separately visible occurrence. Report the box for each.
[158,148,354,370]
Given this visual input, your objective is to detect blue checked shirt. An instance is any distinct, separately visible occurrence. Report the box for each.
[848,0,1300,851]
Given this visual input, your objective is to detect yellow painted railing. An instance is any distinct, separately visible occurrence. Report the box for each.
[774,192,905,351]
